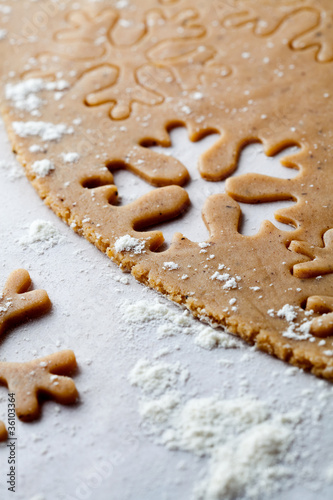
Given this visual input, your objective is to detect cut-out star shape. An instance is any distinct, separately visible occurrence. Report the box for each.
[290,229,333,279]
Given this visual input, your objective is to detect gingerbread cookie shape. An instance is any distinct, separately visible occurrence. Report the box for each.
[0,269,51,336]
[0,350,78,421]
[290,229,333,279]
[1,0,333,379]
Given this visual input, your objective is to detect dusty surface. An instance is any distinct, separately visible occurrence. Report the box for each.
[0,114,333,498]
[0,1,333,378]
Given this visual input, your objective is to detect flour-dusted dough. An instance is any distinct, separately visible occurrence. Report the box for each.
[0,0,333,377]
[0,269,51,335]
[0,350,79,421]
[0,271,78,424]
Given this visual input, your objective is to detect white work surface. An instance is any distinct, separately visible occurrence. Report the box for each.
[0,119,332,500]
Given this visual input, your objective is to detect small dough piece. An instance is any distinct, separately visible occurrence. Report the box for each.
[0,350,79,421]
[306,296,333,338]
[0,269,51,336]
[0,421,7,442]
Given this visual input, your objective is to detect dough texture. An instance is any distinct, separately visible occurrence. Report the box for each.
[0,0,333,377]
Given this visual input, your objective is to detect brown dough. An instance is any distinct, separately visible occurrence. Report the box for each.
[0,269,51,336]
[0,350,79,421]
[0,1,333,378]
[0,420,7,442]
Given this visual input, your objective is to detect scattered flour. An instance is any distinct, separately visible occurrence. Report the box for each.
[139,392,181,424]
[194,326,240,350]
[277,304,298,322]
[31,159,54,178]
[61,152,80,164]
[130,359,298,500]
[29,144,46,153]
[125,300,174,325]
[114,234,145,254]
[12,121,74,142]
[195,420,292,500]
[5,78,69,114]
[128,359,189,396]
[0,296,12,315]
[123,298,242,350]
[19,220,64,254]
[0,159,24,181]
[210,271,241,291]
[163,261,179,271]
[0,5,11,14]
[283,323,312,341]
[0,29,7,40]
[161,397,270,454]
[109,271,130,285]
[269,304,314,341]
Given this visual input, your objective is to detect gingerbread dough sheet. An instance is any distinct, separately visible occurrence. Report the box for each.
[1,0,333,377]
[1,100,333,499]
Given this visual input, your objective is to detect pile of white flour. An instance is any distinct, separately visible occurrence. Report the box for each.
[129,358,300,500]
[0,159,24,181]
[123,298,242,350]
[19,219,65,254]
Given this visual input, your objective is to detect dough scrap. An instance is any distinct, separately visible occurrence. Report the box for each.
[0,420,7,442]
[0,350,79,421]
[0,0,333,378]
[0,269,51,336]
[0,271,78,427]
